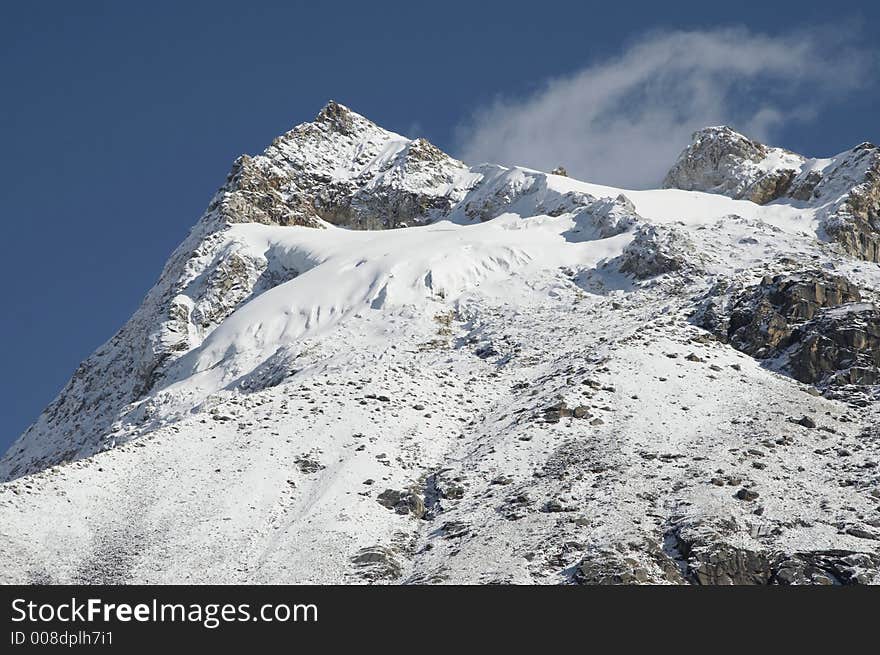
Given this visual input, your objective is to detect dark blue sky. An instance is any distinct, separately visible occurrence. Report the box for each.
[2,1,878,454]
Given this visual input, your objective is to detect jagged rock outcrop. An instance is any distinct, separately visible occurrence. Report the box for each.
[574,539,685,584]
[214,154,321,228]
[725,271,862,356]
[670,527,880,585]
[787,304,880,387]
[208,101,481,231]
[821,143,880,263]
[663,126,808,204]
[256,102,476,230]
[697,270,880,390]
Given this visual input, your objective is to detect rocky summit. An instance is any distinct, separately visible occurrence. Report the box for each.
[1,103,879,585]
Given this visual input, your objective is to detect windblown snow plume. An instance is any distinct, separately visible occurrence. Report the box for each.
[456,27,871,187]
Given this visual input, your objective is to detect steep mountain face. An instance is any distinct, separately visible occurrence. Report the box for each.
[664,126,880,262]
[1,105,879,585]
[0,103,632,482]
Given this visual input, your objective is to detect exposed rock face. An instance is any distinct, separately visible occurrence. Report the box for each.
[213,154,322,228]
[574,539,685,585]
[686,544,775,585]
[697,271,880,390]
[787,304,880,387]
[726,271,862,356]
[311,137,471,229]
[821,143,880,263]
[574,521,879,586]
[774,552,880,585]
[218,101,476,230]
[670,527,880,585]
[664,127,880,262]
[663,126,808,204]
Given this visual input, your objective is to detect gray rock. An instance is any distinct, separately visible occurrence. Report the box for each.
[572,405,590,419]
[574,539,685,585]
[376,488,425,519]
[697,271,880,392]
[795,415,817,429]
[663,126,804,204]
[350,545,402,580]
[735,488,760,501]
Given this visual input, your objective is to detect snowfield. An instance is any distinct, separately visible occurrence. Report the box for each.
[1,103,878,584]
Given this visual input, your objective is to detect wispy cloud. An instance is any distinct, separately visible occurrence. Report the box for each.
[455,26,873,188]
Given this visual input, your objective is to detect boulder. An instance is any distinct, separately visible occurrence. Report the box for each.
[350,545,402,580]
[376,488,426,518]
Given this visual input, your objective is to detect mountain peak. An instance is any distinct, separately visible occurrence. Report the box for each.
[207,101,467,231]
[664,125,802,203]
[692,124,756,139]
[664,126,880,262]
[314,99,359,134]
[688,125,771,159]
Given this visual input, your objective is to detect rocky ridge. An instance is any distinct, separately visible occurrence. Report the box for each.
[664,126,880,262]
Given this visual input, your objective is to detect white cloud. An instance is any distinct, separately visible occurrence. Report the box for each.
[454,27,873,188]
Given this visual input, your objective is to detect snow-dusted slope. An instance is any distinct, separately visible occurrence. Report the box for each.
[1,104,879,585]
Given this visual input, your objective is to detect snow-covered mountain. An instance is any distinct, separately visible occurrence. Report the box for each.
[1,104,878,584]
[664,125,880,262]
